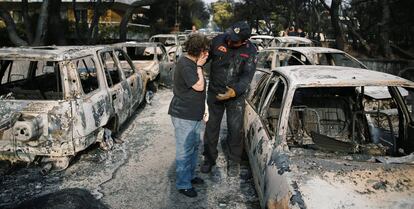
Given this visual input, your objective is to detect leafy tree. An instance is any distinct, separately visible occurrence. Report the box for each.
[212,0,233,31]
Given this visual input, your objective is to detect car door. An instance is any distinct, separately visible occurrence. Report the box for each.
[114,49,144,109]
[99,49,131,127]
[244,71,273,198]
[70,56,112,143]
[158,44,175,87]
[246,72,288,200]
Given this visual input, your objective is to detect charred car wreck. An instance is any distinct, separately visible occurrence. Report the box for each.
[256,47,367,69]
[114,41,176,89]
[0,46,146,169]
[245,65,414,208]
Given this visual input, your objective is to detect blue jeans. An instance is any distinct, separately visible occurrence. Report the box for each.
[171,116,201,190]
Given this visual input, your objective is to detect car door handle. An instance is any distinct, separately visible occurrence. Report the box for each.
[112,94,117,100]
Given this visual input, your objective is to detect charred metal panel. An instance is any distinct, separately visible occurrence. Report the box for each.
[0,101,73,161]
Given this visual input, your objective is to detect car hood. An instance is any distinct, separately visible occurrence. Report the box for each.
[288,149,414,209]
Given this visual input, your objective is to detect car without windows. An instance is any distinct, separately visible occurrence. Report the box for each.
[149,34,183,62]
[256,47,367,69]
[177,34,188,49]
[273,36,314,47]
[250,35,275,50]
[114,41,176,89]
[245,65,414,209]
[0,46,145,169]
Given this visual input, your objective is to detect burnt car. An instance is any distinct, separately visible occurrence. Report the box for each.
[257,47,367,69]
[114,41,176,89]
[250,35,275,50]
[178,34,189,52]
[273,37,314,47]
[244,65,414,208]
[0,46,145,169]
[149,34,183,62]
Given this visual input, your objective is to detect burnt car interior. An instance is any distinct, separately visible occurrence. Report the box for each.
[276,51,311,66]
[314,53,365,68]
[101,51,122,87]
[0,60,62,100]
[125,46,155,61]
[151,37,176,47]
[74,57,99,94]
[256,51,274,69]
[265,86,414,157]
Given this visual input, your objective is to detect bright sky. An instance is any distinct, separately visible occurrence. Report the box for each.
[202,0,216,4]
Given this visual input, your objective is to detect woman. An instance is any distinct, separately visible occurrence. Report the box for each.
[168,34,209,197]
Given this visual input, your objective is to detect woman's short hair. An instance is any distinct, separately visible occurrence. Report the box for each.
[185,34,210,57]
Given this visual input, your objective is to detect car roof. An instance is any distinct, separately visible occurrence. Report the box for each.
[0,45,107,61]
[113,41,159,47]
[264,46,344,54]
[250,35,274,39]
[150,34,177,38]
[273,65,414,88]
[274,36,313,43]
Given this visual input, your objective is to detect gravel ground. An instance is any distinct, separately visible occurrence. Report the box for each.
[0,89,259,209]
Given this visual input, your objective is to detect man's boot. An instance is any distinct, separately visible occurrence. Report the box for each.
[200,161,215,173]
[227,161,240,177]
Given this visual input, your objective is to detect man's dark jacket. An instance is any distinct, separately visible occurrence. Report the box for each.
[208,34,257,97]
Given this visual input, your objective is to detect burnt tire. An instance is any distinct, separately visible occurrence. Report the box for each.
[51,156,72,171]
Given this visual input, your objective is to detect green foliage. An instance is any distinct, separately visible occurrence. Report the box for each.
[212,1,233,30]
[192,18,203,29]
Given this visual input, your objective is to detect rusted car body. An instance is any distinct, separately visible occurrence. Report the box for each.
[273,37,314,47]
[0,46,145,169]
[149,34,183,62]
[244,65,414,208]
[113,41,176,88]
[256,47,367,69]
[178,34,188,48]
[250,35,275,50]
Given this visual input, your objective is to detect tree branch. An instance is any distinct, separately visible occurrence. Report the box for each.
[0,8,28,46]
[319,0,331,11]
[21,0,33,44]
[72,0,82,43]
[119,7,135,41]
[33,0,50,45]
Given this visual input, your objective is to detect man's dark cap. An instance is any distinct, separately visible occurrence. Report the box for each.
[227,21,251,42]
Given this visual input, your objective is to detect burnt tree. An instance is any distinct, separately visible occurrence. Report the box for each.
[320,0,346,50]
[0,0,52,46]
[49,0,66,45]
[0,7,28,46]
[379,0,392,58]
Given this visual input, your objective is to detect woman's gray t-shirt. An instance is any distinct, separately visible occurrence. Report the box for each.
[168,56,205,121]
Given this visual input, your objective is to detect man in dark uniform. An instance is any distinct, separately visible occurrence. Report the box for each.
[201,21,257,176]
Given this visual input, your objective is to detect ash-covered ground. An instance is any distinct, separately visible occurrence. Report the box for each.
[0,89,259,209]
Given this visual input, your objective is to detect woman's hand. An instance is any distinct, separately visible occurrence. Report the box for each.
[203,102,209,122]
[197,51,209,66]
